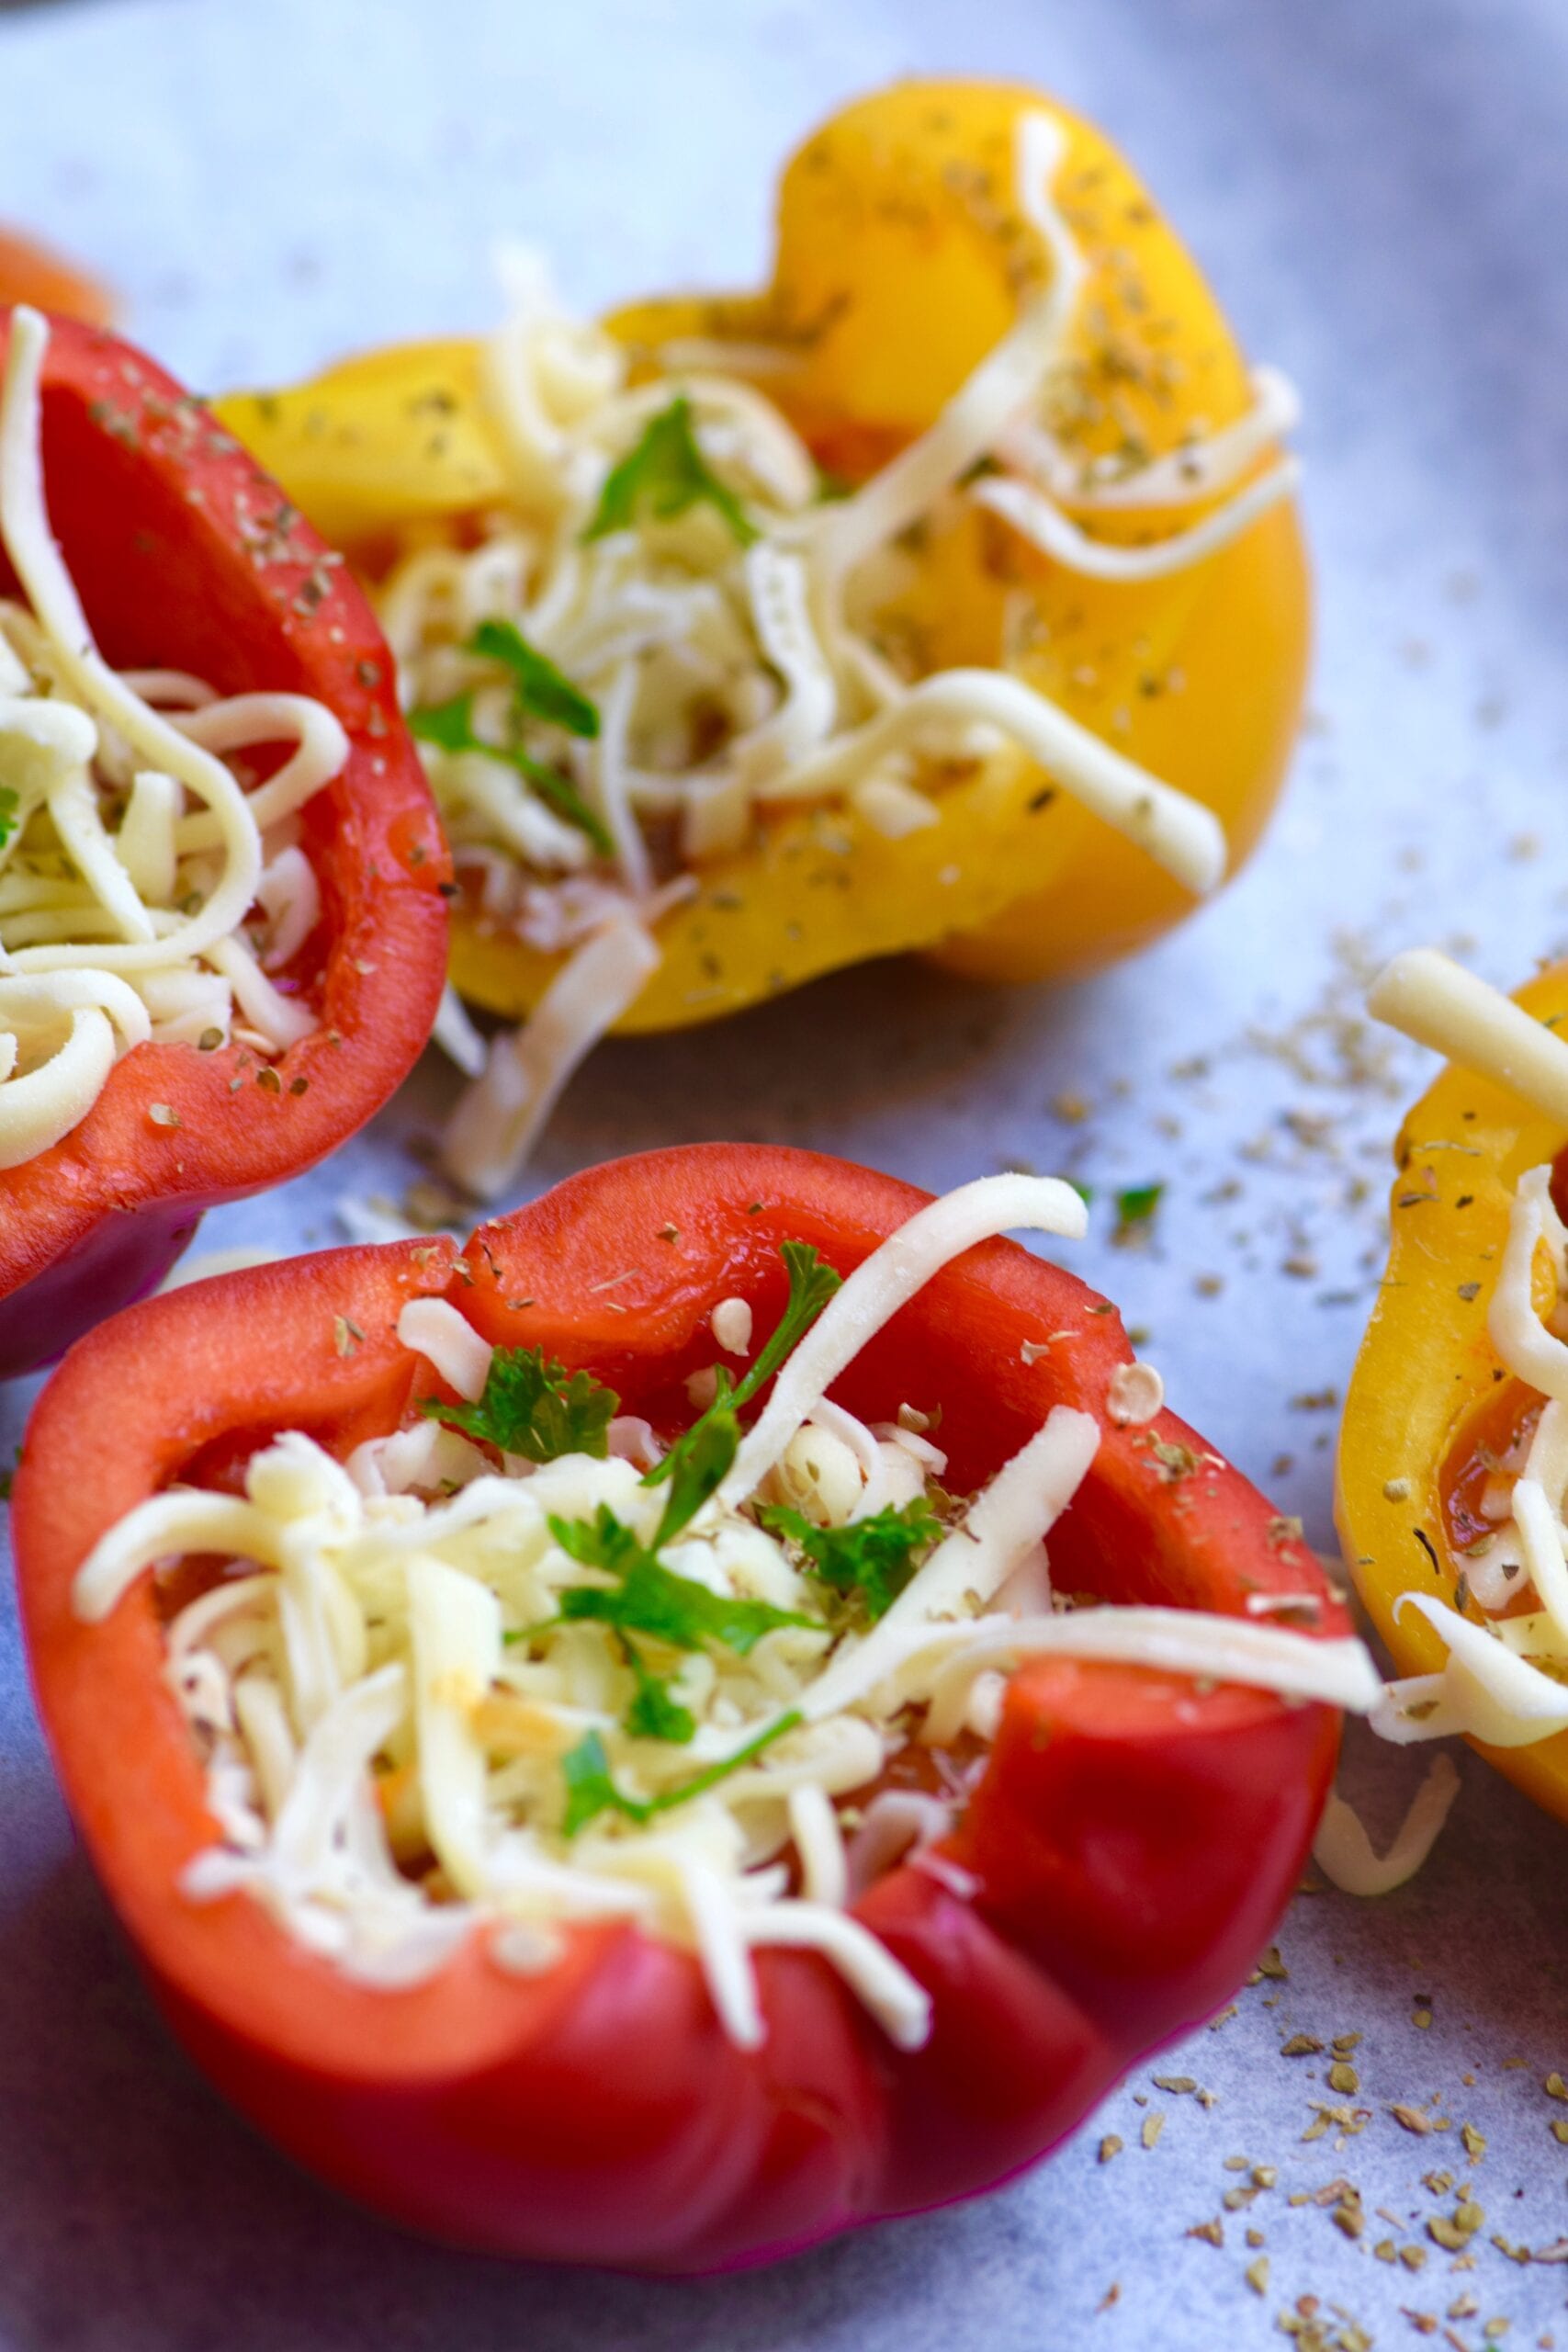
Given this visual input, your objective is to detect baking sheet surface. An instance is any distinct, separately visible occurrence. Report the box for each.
[2,0,1568,2342]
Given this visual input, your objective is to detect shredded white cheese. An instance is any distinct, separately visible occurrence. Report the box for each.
[397,1296,493,1402]
[998,363,1303,511]
[1313,1753,1461,1896]
[749,668,1224,895]
[720,1170,1089,1506]
[971,455,1302,582]
[1489,1167,1568,1408]
[431,980,488,1080]
[809,115,1089,587]
[1368,948,1568,1129]
[389,110,1298,1183]
[1372,1594,1568,1748]
[1357,952,1568,1775]
[76,1174,1366,2052]
[443,916,660,1202]
[0,307,344,1164]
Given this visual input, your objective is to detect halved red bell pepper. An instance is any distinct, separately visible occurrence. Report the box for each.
[0,307,449,1376]
[14,1143,1346,2271]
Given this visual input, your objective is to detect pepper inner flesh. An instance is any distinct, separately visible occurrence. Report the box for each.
[0,306,343,1169]
[78,1175,1374,2051]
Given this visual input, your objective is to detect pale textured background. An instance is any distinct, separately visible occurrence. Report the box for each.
[2,0,1568,2343]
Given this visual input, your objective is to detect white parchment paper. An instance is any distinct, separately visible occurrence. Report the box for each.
[2,0,1567,2342]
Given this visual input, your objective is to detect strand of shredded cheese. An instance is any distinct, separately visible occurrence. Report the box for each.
[809,116,1088,585]
[1350,952,1568,1771]
[719,1172,1089,1504]
[0,307,345,1164]
[971,455,1302,582]
[998,364,1303,511]
[442,917,660,1201]
[749,667,1226,895]
[1,311,261,962]
[1368,948,1568,1127]
[1312,1753,1461,1895]
[394,112,1297,1185]
[77,1175,1374,2052]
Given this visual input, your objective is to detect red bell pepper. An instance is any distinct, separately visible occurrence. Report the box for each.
[14,1143,1346,2271]
[0,307,449,1375]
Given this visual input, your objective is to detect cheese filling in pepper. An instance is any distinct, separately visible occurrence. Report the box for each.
[1361,950,1568,1752]
[0,305,344,1169]
[74,1172,1378,2049]
[381,111,1299,1199]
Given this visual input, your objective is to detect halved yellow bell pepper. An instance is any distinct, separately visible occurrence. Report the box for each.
[216,78,1310,1035]
[1337,960,1568,1824]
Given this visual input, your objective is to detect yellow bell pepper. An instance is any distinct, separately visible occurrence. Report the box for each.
[1337,960,1568,1824]
[217,78,1310,1035]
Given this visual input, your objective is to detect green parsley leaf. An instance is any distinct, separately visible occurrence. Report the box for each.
[559,1710,802,1836]
[649,1400,739,1549]
[620,1637,695,1743]
[641,1240,842,1542]
[0,786,17,850]
[561,1729,637,1835]
[1114,1182,1166,1233]
[469,616,599,740]
[419,1344,618,1463]
[760,1498,940,1621]
[731,1241,842,1412]
[549,1505,817,1655]
[584,395,758,548]
[408,690,612,855]
[549,1501,643,1578]
[407,691,481,757]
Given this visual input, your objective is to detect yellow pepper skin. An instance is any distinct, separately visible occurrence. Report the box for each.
[1336,963,1568,1824]
[218,79,1310,1032]
[220,338,509,559]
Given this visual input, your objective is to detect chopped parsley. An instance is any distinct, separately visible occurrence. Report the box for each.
[761,1498,940,1621]
[547,1505,818,1654]
[407,692,484,758]
[468,616,599,741]
[560,1711,801,1837]
[619,1637,695,1744]
[419,1344,618,1463]
[409,619,610,855]
[0,786,17,850]
[739,1243,846,1401]
[648,1407,738,1550]
[1114,1182,1166,1234]
[641,1240,841,1544]
[584,395,758,548]
[510,1238,846,1800]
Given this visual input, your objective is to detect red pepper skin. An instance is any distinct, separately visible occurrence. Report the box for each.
[15,1145,1345,2271]
[0,308,449,1376]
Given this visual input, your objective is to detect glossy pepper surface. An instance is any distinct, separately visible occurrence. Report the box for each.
[17,1143,1346,2269]
[0,307,450,1376]
[216,80,1310,1035]
[1337,961,1568,1825]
